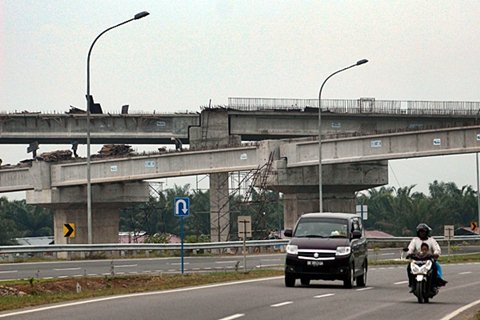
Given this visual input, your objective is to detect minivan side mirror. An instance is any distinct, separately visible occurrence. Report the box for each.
[284,229,293,237]
[351,230,362,239]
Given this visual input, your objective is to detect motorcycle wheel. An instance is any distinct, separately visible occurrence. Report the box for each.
[415,282,426,303]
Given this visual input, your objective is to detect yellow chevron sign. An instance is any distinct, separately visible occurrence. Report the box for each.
[471,221,478,232]
[63,223,75,238]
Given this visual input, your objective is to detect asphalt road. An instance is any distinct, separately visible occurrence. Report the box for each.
[1,262,480,320]
[0,254,284,281]
[1,245,480,281]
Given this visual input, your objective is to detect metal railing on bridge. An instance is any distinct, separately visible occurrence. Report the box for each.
[227,97,480,117]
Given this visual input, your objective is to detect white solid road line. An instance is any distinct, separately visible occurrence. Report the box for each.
[270,301,293,307]
[218,314,245,320]
[439,299,480,320]
[215,261,238,264]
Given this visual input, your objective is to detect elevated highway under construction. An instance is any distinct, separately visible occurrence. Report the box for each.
[1,123,479,245]
[1,97,479,245]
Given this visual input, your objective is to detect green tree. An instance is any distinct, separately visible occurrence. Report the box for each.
[0,197,19,244]
[8,200,52,237]
[358,181,477,236]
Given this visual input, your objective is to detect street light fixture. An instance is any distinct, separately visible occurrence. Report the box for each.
[85,11,149,244]
[318,59,368,212]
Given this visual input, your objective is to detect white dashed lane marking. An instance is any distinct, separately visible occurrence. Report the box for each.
[356,287,373,291]
[271,301,293,308]
[314,293,335,298]
[53,268,81,271]
[218,314,245,320]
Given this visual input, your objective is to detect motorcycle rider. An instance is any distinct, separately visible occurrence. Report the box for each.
[406,223,447,292]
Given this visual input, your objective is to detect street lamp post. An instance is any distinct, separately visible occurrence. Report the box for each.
[86,11,149,244]
[318,59,368,212]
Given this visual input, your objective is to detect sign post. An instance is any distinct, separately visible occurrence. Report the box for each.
[444,225,454,259]
[174,197,190,274]
[238,216,252,273]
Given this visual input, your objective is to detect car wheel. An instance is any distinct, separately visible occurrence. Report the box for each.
[343,264,354,288]
[356,261,367,287]
[285,273,296,287]
[300,277,310,286]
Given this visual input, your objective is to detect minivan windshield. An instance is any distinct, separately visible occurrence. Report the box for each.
[294,218,348,238]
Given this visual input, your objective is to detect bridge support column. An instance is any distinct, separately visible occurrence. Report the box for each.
[26,182,150,246]
[189,109,241,241]
[210,172,230,242]
[53,205,120,244]
[283,193,319,229]
[268,160,388,229]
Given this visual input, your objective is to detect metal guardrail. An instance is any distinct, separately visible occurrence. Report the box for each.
[0,239,289,254]
[1,236,479,255]
[227,97,480,116]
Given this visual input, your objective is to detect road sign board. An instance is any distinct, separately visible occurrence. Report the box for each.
[63,223,75,238]
[238,216,252,239]
[174,197,190,217]
[444,225,454,240]
[471,221,478,232]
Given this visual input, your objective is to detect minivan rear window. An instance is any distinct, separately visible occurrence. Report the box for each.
[294,218,348,238]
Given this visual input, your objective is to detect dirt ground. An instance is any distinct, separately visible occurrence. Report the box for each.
[0,276,165,296]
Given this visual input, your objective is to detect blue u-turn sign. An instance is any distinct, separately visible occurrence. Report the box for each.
[174,197,190,217]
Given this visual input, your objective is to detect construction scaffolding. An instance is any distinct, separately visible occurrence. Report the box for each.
[204,150,279,241]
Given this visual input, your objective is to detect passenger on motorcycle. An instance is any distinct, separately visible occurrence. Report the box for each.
[415,242,432,260]
[406,223,447,292]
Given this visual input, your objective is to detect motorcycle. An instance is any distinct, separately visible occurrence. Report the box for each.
[407,254,438,303]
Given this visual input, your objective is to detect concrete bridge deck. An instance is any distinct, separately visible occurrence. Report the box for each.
[1,125,479,193]
[1,98,478,144]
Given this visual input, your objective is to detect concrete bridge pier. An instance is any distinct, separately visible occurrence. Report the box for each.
[26,182,150,246]
[190,109,241,241]
[210,172,230,242]
[268,160,389,229]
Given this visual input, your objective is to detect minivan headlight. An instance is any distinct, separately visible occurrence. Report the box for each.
[286,244,298,255]
[335,246,351,256]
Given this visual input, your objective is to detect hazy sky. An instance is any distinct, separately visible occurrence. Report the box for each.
[1,0,479,199]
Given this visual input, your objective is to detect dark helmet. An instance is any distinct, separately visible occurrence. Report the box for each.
[416,223,432,237]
